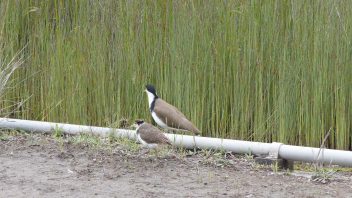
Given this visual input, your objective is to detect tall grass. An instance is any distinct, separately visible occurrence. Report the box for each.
[0,1,25,116]
[0,0,351,150]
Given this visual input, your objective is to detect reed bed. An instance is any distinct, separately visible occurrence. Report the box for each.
[0,0,351,149]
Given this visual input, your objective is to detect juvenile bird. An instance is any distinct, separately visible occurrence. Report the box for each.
[135,120,172,148]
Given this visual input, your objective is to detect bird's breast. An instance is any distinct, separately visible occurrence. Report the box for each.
[151,112,168,128]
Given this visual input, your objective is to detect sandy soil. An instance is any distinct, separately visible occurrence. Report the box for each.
[0,133,351,198]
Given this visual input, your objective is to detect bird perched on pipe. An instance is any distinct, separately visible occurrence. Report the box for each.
[134,120,172,148]
[144,84,201,135]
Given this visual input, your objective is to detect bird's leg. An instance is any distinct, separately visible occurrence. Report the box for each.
[192,135,197,153]
[163,128,174,134]
[138,148,150,157]
[154,147,160,158]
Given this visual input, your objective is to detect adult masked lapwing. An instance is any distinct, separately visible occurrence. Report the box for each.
[144,84,201,135]
[135,120,172,148]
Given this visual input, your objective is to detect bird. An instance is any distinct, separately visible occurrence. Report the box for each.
[134,120,172,148]
[144,84,201,135]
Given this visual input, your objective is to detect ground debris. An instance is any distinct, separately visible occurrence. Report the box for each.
[0,133,351,197]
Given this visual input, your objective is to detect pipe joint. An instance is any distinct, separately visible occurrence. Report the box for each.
[269,142,284,159]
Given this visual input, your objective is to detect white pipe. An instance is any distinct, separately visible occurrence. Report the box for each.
[166,134,352,167]
[0,118,136,139]
[279,145,352,167]
[1,118,352,167]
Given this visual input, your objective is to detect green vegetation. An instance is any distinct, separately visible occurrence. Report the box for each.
[0,1,351,149]
[52,124,63,138]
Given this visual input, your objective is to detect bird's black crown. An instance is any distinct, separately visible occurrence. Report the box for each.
[145,84,157,95]
[135,119,144,125]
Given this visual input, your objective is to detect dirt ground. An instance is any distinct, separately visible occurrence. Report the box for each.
[0,133,351,198]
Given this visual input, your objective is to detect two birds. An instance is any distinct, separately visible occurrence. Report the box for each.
[136,84,200,148]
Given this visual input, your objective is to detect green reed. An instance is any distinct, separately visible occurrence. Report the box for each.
[0,0,351,149]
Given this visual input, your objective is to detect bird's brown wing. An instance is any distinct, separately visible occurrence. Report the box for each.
[154,99,200,135]
[139,123,172,145]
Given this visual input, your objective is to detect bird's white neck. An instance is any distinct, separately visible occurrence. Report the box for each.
[146,90,156,108]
